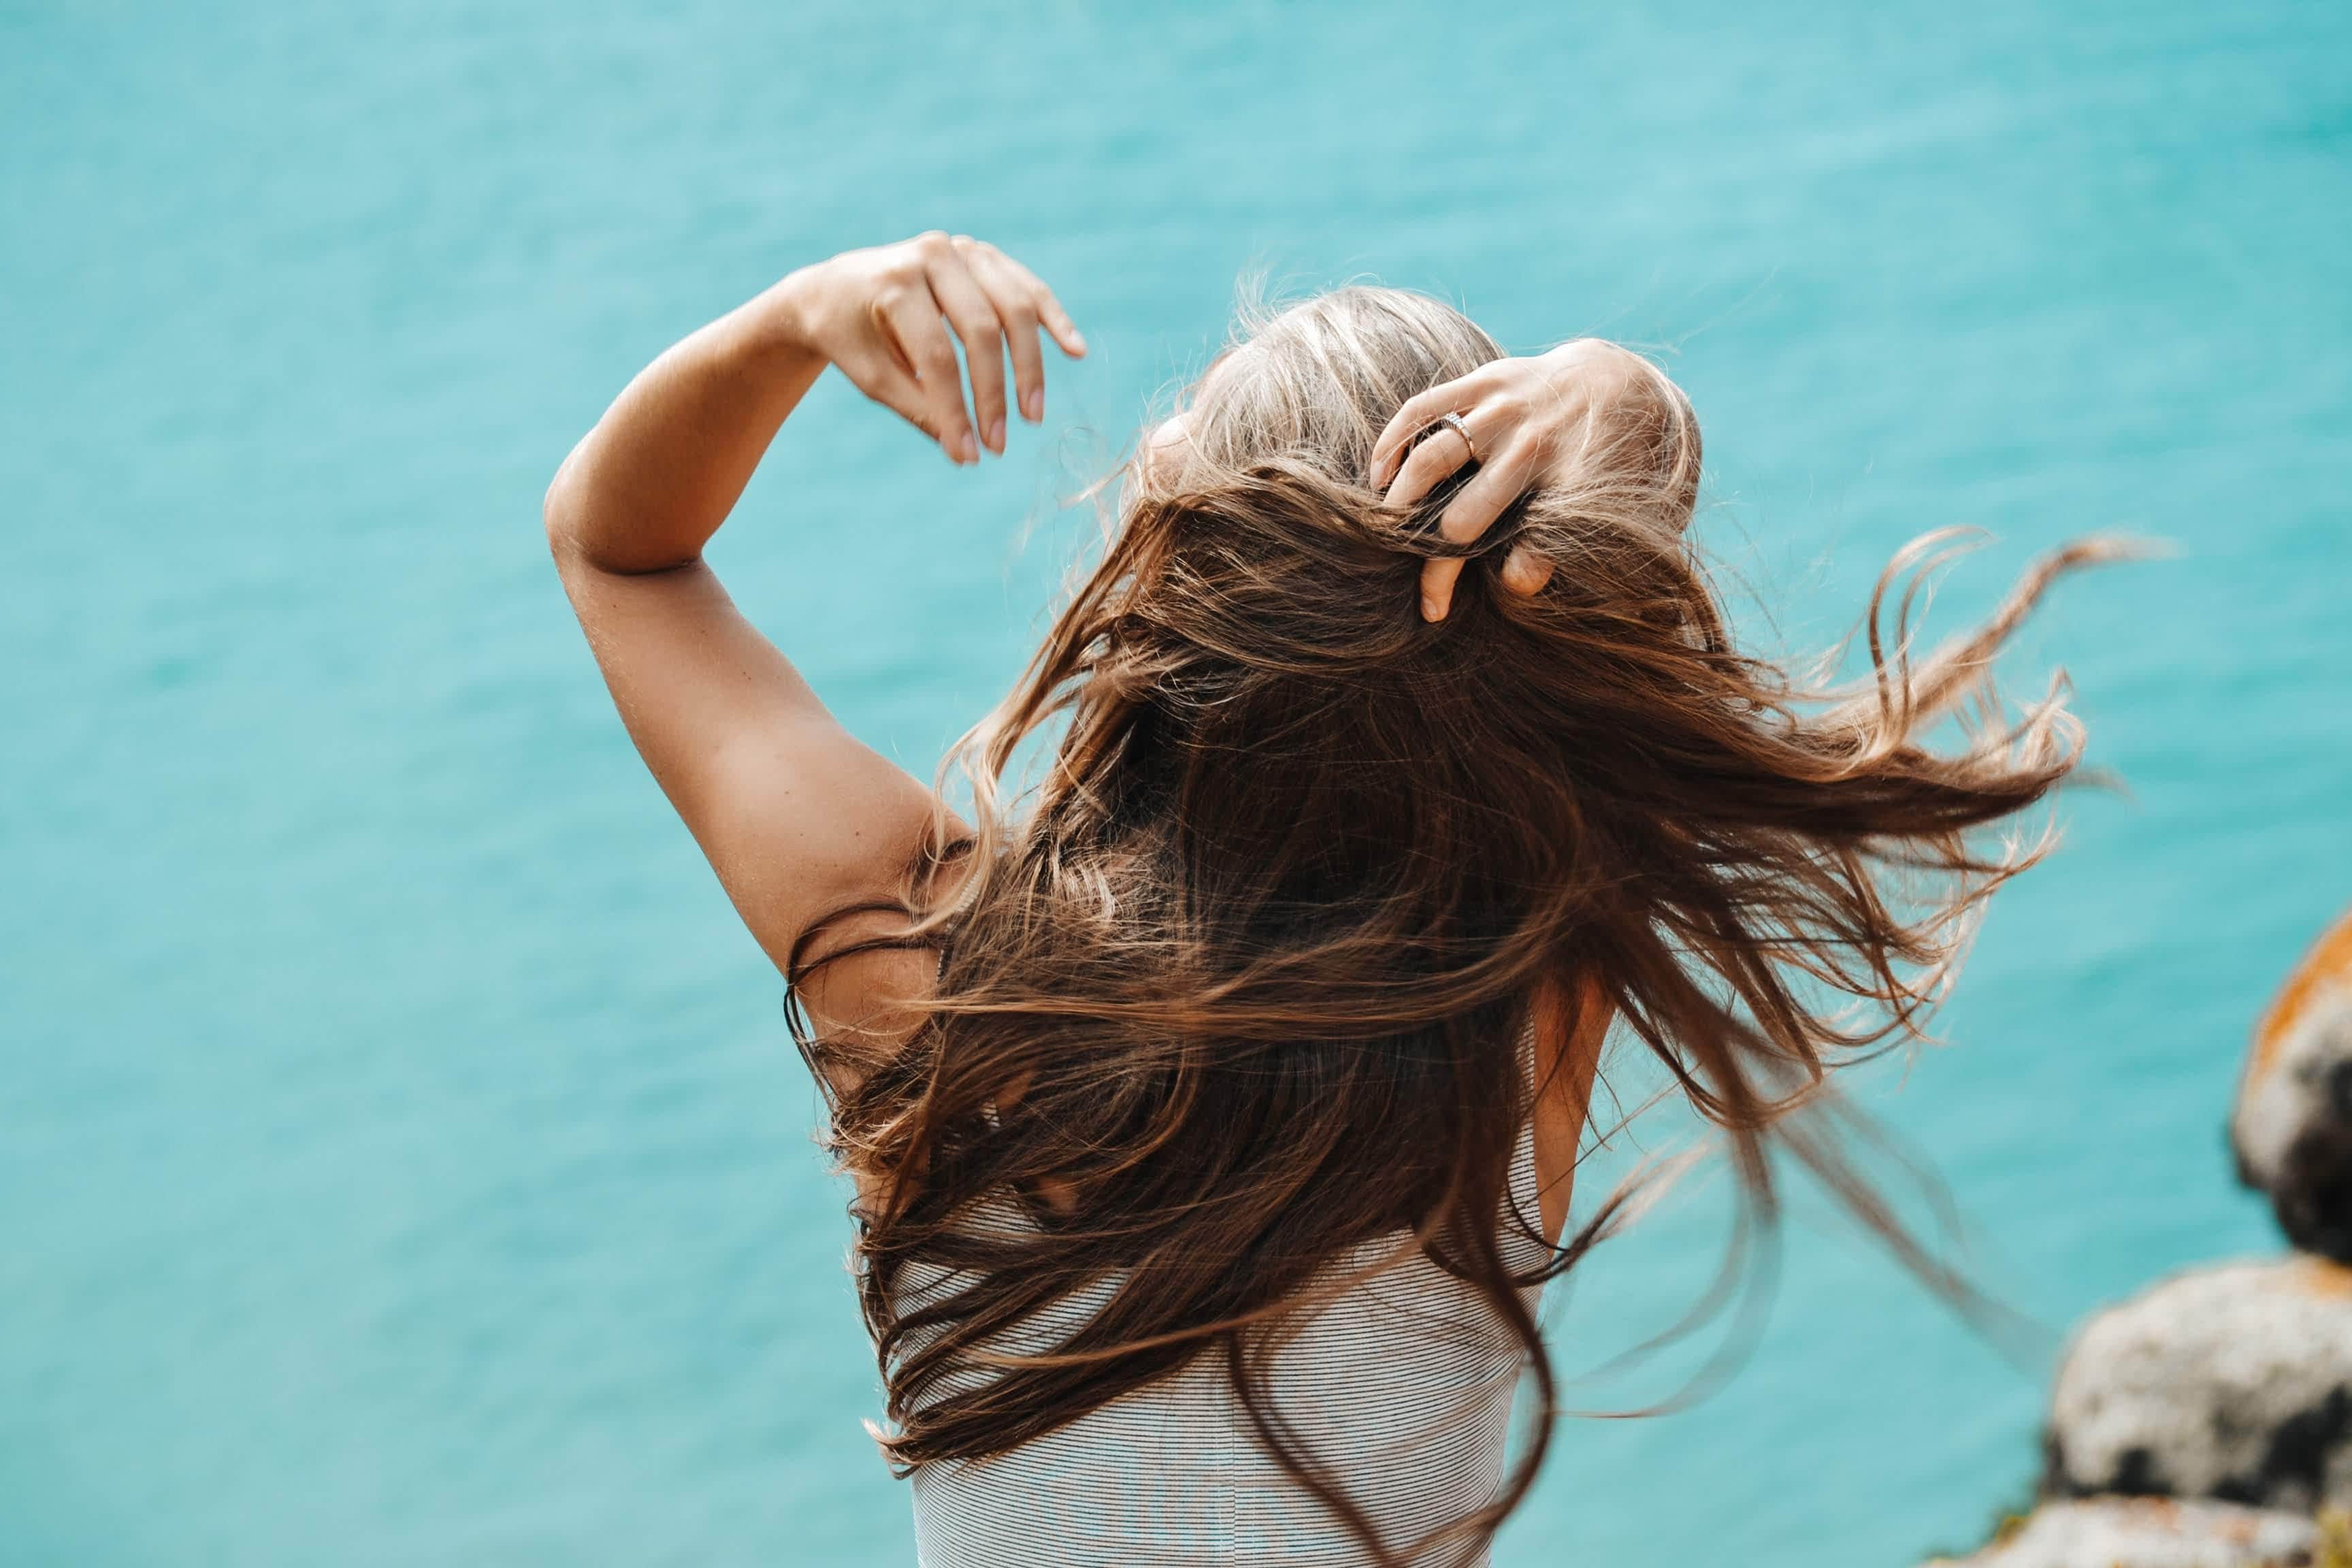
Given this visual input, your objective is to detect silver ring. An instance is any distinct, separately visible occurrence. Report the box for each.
[1433,410,1478,462]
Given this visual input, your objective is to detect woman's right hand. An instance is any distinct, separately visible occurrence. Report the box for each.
[1368,341,1695,622]
[775,233,1087,466]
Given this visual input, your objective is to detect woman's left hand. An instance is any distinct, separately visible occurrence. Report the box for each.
[1369,340,1666,623]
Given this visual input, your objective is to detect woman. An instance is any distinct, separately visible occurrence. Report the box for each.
[545,233,2111,1566]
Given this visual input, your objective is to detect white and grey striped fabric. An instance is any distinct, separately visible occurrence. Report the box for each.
[890,1118,1550,1567]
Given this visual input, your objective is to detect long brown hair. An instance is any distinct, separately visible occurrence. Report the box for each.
[789,287,2124,1563]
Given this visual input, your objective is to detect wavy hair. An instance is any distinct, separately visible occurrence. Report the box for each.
[788,286,2123,1564]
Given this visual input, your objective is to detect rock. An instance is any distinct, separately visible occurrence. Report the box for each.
[2045,1257,2352,1512]
[1923,1497,2317,1567]
[2234,907,2352,1261]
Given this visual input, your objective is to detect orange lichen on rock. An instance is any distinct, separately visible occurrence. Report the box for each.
[2290,1254,2352,1299]
[2234,903,2352,1258]
[2252,906,2352,1081]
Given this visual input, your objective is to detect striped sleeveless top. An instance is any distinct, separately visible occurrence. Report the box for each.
[890,1111,1551,1567]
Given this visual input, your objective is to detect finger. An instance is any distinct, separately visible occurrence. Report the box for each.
[836,347,938,440]
[879,287,977,463]
[1418,557,1467,625]
[1371,373,1492,490]
[1435,437,1540,549]
[1435,436,1539,547]
[1382,413,1478,511]
[990,248,1086,358]
[960,241,1047,424]
[1420,439,1541,621]
[1500,542,1556,598]
[1033,284,1085,359]
[925,250,1009,455]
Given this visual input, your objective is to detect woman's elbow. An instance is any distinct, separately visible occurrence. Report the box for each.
[542,443,593,563]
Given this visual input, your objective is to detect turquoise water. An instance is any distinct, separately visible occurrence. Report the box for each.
[5,2,2349,1563]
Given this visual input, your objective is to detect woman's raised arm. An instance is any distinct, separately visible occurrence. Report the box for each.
[543,234,1083,982]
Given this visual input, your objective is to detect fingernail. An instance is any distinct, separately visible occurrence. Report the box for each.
[1024,388,1043,421]
[1422,596,1443,623]
[1069,332,1088,355]
[987,417,1005,453]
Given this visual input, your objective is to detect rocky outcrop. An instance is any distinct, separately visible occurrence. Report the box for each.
[2234,911,2352,1262]
[2044,1258,2352,1513]
[1922,905,2352,1565]
[1925,1498,2319,1567]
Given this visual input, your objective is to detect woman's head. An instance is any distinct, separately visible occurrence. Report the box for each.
[795,284,2122,1565]
[1141,287,1507,489]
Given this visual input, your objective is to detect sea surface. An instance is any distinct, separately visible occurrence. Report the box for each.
[5,3,2349,1564]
